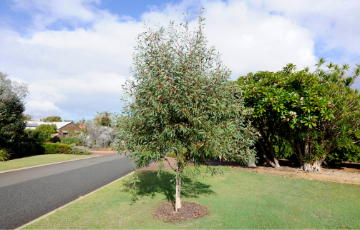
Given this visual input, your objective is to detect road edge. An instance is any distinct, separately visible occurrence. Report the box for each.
[16,171,134,230]
[0,155,101,174]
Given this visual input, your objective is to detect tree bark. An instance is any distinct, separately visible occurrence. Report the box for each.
[302,160,322,172]
[258,140,280,168]
[175,167,181,212]
[247,154,256,168]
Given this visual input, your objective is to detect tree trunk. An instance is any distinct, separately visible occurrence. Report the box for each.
[175,168,181,212]
[302,160,322,172]
[247,154,256,168]
[268,135,280,168]
[258,140,280,168]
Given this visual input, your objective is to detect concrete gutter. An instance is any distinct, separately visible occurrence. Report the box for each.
[0,155,101,174]
[16,172,134,230]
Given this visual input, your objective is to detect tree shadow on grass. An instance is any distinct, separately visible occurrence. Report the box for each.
[122,171,215,203]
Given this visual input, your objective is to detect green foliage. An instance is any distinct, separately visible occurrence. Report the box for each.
[330,145,360,163]
[41,143,71,154]
[237,64,332,167]
[115,11,257,205]
[94,111,112,127]
[61,137,82,146]
[0,148,11,161]
[43,116,62,122]
[31,124,57,142]
[23,114,33,121]
[0,97,26,148]
[69,147,92,155]
[16,141,44,158]
[166,151,176,158]
[0,72,28,154]
[237,60,360,170]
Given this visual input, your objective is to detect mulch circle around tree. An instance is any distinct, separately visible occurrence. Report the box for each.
[153,201,209,222]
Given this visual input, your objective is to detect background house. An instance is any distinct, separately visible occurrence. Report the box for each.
[25,121,81,138]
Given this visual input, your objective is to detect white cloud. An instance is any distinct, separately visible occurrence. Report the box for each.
[11,0,102,29]
[1,0,359,120]
[25,100,62,118]
[202,0,317,76]
[247,0,360,62]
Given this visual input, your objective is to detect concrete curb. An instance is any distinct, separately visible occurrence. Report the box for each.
[0,155,101,174]
[16,171,134,230]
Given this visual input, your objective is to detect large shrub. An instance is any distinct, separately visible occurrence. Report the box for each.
[61,137,82,146]
[69,147,92,155]
[0,148,11,161]
[237,60,360,171]
[0,72,28,155]
[31,124,57,142]
[41,143,71,154]
[78,119,115,149]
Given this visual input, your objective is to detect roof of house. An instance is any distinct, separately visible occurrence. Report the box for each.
[26,123,40,127]
[25,121,73,130]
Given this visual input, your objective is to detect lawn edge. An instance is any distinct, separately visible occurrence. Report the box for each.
[0,155,101,174]
[16,171,134,230]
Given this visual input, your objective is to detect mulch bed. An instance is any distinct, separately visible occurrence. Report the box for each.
[153,201,209,222]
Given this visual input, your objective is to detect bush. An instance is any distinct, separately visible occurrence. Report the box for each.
[78,120,115,149]
[0,148,11,161]
[31,124,57,142]
[0,72,28,152]
[69,147,92,155]
[15,141,44,158]
[61,137,81,146]
[41,143,71,154]
[166,152,176,158]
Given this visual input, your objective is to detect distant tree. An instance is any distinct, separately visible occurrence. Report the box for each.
[43,116,62,122]
[75,118,86,127]
[94,111,112,127]
[23,114,33,121]
[78,119,115,149]
[115,11,257,211]
[0,72,28,159]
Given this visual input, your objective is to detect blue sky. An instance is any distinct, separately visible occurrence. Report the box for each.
[0,0,359,121]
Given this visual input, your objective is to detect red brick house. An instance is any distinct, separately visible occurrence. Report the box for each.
[52,122,82,138]
[25,121,81,138]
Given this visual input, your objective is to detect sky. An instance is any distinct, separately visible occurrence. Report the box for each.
[1,0,359,121]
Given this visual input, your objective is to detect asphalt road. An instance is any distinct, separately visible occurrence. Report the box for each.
[0,154,133,229]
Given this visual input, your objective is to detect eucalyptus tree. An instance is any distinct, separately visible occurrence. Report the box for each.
[115,11,257,211]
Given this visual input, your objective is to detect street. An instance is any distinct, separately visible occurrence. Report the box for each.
[0,154,133,229]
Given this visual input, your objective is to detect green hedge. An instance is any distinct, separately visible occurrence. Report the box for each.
[41,143,71,154]
[69,147,92,155]
[61,137,82,146]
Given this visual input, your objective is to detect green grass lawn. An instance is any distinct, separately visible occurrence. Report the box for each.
[25,167,360,229]
[0,154,92,172]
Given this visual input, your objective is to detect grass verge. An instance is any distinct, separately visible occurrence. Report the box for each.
[24,167,360,229]
[0,154,92,172]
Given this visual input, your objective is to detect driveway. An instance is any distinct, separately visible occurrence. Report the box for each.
[0,154,133,229]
